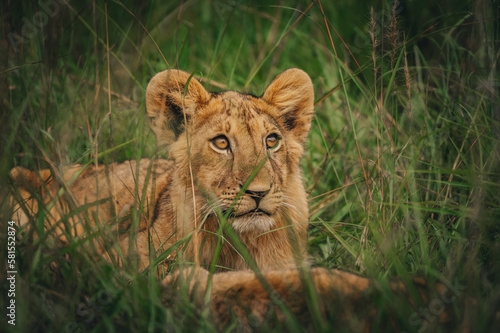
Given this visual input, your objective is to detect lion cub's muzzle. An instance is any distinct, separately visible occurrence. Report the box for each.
[243,188,270,208]
[218,184,281,233]
[230,185,276,216]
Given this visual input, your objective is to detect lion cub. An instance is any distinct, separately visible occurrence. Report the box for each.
[10,69,458,330]
[11,68,314,271]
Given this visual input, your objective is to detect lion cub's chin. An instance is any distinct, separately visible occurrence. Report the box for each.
[230,214,275,234]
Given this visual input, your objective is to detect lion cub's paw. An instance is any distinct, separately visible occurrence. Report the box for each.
[162,266,211,304]
[162,266,210,285]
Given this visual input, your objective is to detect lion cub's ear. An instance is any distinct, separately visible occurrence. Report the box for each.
[262,68,314,147]
[146,70,210,147]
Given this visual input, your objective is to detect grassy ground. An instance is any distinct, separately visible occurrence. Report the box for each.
[1,0,499,331]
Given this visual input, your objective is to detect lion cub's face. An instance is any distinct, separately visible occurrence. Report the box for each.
[146,69,314,234]
[178,91,289,233]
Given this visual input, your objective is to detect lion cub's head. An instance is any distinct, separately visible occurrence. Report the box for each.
[145,69,314,238]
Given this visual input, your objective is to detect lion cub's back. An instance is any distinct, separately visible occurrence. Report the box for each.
[10,158,174,240]
[73,158,174,228]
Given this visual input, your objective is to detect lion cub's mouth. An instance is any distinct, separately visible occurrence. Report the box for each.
[219,209,275,233]
[236,209,271,217]
[222,208,272,220]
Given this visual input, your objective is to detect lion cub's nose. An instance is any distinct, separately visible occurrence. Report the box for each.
[244,188,270,207]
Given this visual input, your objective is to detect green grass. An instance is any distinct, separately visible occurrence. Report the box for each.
[1,0,499,331]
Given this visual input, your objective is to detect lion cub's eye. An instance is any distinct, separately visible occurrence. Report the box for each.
[266,134,280,150]
[212,135,230,150]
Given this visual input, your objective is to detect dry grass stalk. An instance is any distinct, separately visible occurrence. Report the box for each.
[387,0,399,71]
[370,7,378,97]
[403,37,412,118]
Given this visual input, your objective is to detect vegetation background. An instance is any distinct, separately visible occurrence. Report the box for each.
[0,0,499,331]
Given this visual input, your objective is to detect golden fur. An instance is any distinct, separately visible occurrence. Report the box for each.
[11,68,314,270]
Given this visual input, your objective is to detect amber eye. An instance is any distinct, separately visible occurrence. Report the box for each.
[212,135,230,150]
[266,134,279,150]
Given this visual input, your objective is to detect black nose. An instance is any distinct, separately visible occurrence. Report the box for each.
[244,188,270,207]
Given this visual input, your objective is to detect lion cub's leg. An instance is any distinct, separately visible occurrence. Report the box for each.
[162,267,458,331]
[162,267,372,329]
